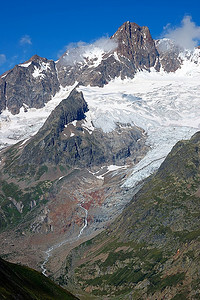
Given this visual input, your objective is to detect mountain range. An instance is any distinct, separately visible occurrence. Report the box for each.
[0,21,200,299]
[0,21,186,115]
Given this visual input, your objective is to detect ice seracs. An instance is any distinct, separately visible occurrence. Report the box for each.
[79,64,200,187]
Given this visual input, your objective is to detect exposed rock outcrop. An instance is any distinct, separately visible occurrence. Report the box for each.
[0,55,59,114]
[112,21,160,72]
[156,39,182,72]
[56,21,160,87]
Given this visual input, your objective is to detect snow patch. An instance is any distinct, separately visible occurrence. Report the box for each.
[61,38,117,68]
[32,62,51,78]
[88,165,128,180]
[114,52,121,62]
[82,111,95,134]
[19,61,32,68]
[1,73,7,78]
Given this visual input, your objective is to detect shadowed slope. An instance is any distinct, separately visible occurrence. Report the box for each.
[0,257,78,299]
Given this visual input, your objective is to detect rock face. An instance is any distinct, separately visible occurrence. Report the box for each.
[56,21,160,87]
[17,89,89,168]
[0,55,59,114]
[155,39,182,72]
[60,132,200,299]
[112,21,160,73]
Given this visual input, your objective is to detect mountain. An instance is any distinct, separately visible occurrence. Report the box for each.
[0,20,200,300]
[57,132,200,299]
[0,88,146,231]
[56,21,160,87]
[0,55,59,115]
[1,88,145,176]
[0,257,78,299]
[0,21,194,116]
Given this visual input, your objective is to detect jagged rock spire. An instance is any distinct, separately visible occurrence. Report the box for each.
[112,21,160,71]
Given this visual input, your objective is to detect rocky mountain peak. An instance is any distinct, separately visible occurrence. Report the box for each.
[0,21,191,116]
[29,54,47,62]
[0,53,60,114]
[112,21,160,71]
[113,21,150,39]
[155,38,183,72]
[20,54,49,66]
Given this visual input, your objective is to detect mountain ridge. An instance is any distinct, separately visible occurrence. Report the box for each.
[1,21,199,116]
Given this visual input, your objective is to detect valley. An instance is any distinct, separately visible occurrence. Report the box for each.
[0,20,200,299]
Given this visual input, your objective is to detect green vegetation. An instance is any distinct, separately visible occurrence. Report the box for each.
[148,273,185,294]
[172,292,189,300]
[0,179,52,232]
[0,258,78,299]
[174,229,200,243]
[35,165,48,180]
[61,133,200,299]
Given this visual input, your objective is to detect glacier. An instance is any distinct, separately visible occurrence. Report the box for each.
[78,51,200,187]
[0,48,200,188]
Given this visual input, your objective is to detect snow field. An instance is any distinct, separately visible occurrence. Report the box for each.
[79,62,200,187]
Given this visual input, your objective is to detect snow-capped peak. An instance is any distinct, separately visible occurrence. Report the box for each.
[60,38,117,67]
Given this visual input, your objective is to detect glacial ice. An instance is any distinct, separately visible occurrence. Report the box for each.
[0,49,200,188]
[78,54,200,187]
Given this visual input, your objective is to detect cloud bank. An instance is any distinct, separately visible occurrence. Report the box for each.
[164,16,200,49]
[0,54,6,66]
[19,35,32,46]
[61,37,117,66]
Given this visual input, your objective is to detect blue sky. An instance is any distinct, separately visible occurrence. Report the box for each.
[1,0,200,74]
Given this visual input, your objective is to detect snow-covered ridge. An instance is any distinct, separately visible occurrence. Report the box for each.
[0,84,77,149]
[178,48,200,74]
[61,38,117,67]
[18,61,32,68]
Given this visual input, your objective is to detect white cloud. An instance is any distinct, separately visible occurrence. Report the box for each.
[0,54,6,65]
[59,37,118,66]
[19,35,32,45]
[164,16,200,49]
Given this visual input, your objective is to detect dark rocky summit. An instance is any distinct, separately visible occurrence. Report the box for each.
[112,21,160,72]
[0,55,59,114]
[56,21,160,87]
